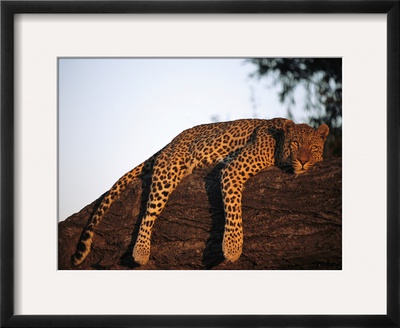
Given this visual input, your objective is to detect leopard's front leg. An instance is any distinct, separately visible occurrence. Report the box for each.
[220,170,244,262]
[220,140,272,262]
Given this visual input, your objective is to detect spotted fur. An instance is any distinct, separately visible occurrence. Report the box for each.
[72,118,329,266]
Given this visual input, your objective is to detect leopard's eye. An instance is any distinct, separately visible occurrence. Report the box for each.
[311,145,319,152]
[291,140,299,148]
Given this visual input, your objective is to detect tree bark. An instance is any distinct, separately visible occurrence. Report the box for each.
[58,157,342,270]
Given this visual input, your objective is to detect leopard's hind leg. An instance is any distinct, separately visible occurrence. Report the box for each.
[132,153,190,265]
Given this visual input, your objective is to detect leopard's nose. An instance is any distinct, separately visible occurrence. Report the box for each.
[298,157,308,165]
[297,153,310,167]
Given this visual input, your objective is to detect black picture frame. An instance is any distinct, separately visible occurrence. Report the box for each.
[1,1,399,327]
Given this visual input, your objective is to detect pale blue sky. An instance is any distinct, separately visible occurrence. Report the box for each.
[58,58,307,221]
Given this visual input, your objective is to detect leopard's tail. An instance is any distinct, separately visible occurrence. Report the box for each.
[71,154,157,266]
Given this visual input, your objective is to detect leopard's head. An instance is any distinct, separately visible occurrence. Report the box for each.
[283,120,329,175]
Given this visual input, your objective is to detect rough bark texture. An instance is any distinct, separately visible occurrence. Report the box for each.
[59,157,342,270]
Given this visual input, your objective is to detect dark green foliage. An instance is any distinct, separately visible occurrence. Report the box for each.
[248,58,342,157]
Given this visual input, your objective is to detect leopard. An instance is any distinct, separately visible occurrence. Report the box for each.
[72,118,329,266]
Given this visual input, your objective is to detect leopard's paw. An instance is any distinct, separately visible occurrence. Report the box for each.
[222,239,242,263]
[132,243,150,265]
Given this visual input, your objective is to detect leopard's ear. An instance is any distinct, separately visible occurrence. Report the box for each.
[317,124,329,140]
[283,120,295,134]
